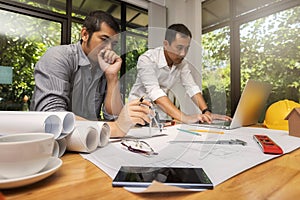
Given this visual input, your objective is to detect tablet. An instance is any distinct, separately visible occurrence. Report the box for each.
[112,166,213,189]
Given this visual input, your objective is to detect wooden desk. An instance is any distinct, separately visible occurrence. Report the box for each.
[2,148,300,200]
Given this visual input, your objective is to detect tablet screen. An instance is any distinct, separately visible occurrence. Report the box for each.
[112,166,213,189]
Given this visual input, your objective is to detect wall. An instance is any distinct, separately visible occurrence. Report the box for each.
[148,2,167,48]
[147,0,203,115]
[165,0,203,114]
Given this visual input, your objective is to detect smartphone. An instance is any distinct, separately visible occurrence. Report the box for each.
[112,166,213,189]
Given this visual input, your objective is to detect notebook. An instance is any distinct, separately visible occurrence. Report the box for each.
[195,79,272,130]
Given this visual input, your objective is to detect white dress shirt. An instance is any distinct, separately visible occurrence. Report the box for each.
[129,46,201,102]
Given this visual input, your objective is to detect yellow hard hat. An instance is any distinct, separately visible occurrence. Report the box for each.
[264,99,300,130]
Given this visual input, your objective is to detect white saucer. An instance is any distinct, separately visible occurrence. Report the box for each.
[0,157,62,189]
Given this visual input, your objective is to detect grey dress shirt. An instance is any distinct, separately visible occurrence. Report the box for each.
[30,41,112,121]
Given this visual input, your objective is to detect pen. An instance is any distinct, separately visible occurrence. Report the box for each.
[139,96,145,103]
[177,128,201,136]
[189,129,224,134]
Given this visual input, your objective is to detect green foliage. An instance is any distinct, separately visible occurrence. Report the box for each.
[240,6,300,104]
[0,8,148,110]
[0,10,61,110]
[123,34,148,98]
[71,22,83,44]
[202,27,231,114]
[0,37,42,109]
[202,6,300,115]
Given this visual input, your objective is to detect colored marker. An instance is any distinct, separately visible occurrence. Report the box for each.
[177,128,201,136]
[189,129,224,134]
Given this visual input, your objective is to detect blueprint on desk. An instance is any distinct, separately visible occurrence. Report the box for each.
[82,124,300,189]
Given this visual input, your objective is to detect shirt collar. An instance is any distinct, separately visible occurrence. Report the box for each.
[77,41,91,67]
[157,46,168,69]
[157,46,185,69]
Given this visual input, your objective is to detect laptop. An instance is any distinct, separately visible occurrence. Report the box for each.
[195,79,272,130]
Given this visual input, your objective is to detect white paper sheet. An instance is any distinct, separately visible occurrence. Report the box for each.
[123,127,168,139]
[82,125,300,193]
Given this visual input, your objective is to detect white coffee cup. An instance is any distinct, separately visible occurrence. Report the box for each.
[0,133,54,179]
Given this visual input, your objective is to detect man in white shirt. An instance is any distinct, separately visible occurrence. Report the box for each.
[129,24,230,124]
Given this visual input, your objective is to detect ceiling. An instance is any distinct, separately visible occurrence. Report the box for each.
[71,0,148,27]
[202,0,281,31]
[10,0,285,31]
[10,0,148,28]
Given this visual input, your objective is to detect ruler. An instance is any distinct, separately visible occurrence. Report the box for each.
[169,139,247,146]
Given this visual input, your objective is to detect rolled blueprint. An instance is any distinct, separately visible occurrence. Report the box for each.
[52,140,60,157]
[66,125,99,153]
[0,111,62,139]
[52,137,67,157]
[46,111,75,134]
[13,111,74,134]
[75,121,110,147]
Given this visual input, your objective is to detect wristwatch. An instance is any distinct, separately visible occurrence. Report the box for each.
[202,108,212,114]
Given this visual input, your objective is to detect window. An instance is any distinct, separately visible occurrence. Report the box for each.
[0,9,61,110]
[240,6,300,107]
[121,31,147,102]
[0,0,148,110]
[122,5,148,101]
[9,0,66,14]
[202,26,231,115]
[202,0,300,118]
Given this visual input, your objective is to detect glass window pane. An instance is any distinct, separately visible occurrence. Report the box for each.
[122,33,148,102]
[0,10,61,110]
[71,22,82,44]
[240,6,300,109]
[8,0,66,14]
[202,26,231,115]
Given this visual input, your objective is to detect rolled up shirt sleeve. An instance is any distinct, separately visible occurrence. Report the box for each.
[31,46,74,112]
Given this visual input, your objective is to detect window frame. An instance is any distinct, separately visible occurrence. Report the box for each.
[202,0,300,116]
[0,0,148,106]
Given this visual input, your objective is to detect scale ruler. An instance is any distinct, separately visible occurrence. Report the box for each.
[169,139,247,146]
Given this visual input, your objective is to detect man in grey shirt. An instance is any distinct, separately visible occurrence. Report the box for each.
[31,10,152,137]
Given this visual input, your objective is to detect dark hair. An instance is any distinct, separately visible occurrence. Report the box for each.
[82,10,120,43]
[165,24,192,44]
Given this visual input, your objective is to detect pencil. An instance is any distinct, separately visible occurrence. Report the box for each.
[177,128,201,136]
[189,129,224,134]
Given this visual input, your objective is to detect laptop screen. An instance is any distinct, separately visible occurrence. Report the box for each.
[229,79,272,129]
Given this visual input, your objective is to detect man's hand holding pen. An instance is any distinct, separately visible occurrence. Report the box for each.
[139,96,163,132]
